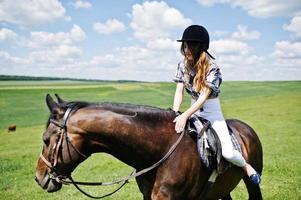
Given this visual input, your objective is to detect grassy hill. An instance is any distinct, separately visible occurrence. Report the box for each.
[0,80,300,199]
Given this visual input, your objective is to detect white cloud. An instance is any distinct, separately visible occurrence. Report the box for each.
[0,25,85,74]
[29,45,82,64]
[91,46,152,68]
[90,54,119,68]
[147,38,179,50]
[0,51,26,64]
[0,0,68,26]
[211,35,301,80]
[265,14,301,80]
[272,41,301,59]
[197,0,301,18]
[219,54,262,66]
[265,40,301,80]
[93,19,126,35]
[27,24,85,48]
[206,27,267,80]
[283,13,301,38]
[0,48,87,78]
[72,0,92,9]
[70,24,86,42]
[28,32,71,47]
[231,25,260,40]
[26,25,85,64]
[130,1,191,41]
[212,30,228,38]
[197,0,223,7]
[210,39,250,55]
[0,28,18,42]
[88,45,182,81]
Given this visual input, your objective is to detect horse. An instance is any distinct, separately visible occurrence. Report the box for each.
[8,124,16,132]
[35,94,263,200]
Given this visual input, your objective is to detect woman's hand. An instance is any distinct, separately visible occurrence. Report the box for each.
[173,113,188,133]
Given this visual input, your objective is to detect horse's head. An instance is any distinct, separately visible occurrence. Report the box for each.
[35,94,89,192]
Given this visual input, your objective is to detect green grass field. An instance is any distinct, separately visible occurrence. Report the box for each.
[0,80,300,200]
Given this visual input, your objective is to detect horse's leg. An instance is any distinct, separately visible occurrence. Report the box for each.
[136,175,154,200]
[243,176,262,200]
[221,194,232,200]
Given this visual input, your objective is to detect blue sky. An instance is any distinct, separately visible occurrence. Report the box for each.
[0,0,300,81]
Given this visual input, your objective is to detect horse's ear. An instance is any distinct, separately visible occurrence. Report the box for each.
[46,94,59,113]
[55,94,67,105]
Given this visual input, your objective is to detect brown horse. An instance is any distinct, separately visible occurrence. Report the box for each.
[8,124,17,132]
[35,94,263,200]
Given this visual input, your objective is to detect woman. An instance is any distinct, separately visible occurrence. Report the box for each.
[172,25,261,185]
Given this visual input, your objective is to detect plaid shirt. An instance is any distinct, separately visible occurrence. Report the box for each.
[173,61,222,99]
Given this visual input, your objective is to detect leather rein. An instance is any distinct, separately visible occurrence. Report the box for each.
[39,106,186,199]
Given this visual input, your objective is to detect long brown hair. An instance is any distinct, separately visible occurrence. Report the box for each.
[181,42,211,92]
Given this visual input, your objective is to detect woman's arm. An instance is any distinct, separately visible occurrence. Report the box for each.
[182,86,211,118]
[173,82,185,112]
[173,86,212,133]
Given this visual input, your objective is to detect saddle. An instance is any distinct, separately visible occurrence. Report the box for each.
[188,115,242,174]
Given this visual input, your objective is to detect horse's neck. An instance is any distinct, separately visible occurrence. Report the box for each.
[78,108,174,169]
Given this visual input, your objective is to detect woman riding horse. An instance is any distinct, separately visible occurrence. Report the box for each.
[172,25,261,185]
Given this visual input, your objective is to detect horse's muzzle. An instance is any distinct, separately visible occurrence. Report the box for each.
[35,174,62,193]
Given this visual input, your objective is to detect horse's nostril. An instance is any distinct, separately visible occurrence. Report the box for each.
[35,176,38,183]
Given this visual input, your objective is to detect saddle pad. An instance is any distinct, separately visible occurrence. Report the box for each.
[188,116,242,173]
[229,127,242,153]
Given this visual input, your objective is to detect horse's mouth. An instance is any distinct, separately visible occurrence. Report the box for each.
[35,174,62,192]
[46,178,62,192]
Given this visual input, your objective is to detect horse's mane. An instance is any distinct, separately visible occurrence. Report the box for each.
[63,101,177,122]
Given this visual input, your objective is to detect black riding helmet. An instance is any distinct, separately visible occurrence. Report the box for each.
[177,25,215,59]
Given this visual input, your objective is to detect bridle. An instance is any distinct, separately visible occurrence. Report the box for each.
[39,105,186,199]
[40,106,88,170]
[39,106,92,191]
